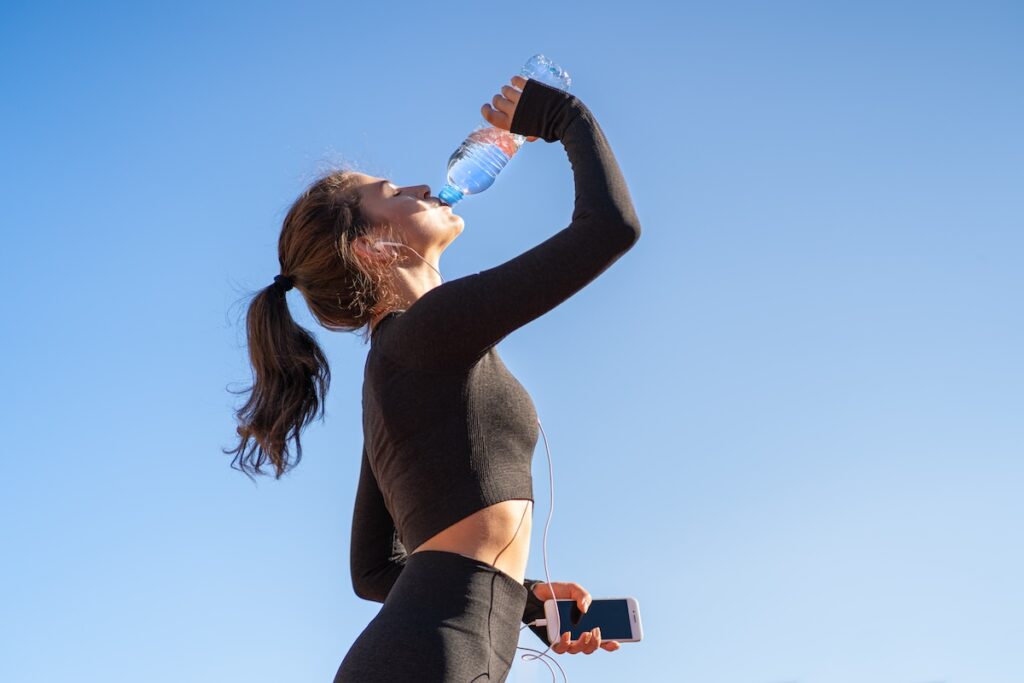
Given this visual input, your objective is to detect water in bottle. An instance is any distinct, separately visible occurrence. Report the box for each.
[437,54,571,206]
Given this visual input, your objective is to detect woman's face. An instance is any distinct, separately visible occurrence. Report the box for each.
[350,173,464,257]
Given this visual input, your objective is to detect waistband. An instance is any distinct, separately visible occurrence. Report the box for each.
[405,549,528,607]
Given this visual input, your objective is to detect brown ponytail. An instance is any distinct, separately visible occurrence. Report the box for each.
[223,169,403,480]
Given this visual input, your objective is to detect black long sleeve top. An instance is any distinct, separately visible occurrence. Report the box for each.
[349,78,641,645]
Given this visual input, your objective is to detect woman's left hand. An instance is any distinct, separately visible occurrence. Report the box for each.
[529,581,622,654]
[481,75,540,143]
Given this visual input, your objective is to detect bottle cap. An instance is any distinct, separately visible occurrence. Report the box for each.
[438,184,464,206]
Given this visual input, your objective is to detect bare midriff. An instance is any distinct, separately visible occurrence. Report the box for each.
[410,499,533,584]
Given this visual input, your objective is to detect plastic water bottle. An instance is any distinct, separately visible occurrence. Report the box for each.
[437,54,571,206]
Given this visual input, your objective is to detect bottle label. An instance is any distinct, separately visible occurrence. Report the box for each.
[468,127,519,159]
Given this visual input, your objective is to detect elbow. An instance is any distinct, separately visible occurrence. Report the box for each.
[622,204,642,242]
[623,217,641,248]
[351,573,384,603]
[350,564,385,603]
[608,185,642,247]
[583,206,641,251]
[617,210,642,250]
[351,574,367,600]
[599,199,640,249]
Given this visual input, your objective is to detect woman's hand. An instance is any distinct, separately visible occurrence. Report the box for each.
[481,75,539,143]
[529,581,622,654]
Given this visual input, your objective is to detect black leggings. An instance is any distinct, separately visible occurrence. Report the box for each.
[334,549,528,682]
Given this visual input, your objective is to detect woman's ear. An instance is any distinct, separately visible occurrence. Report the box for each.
[351,234,381,261]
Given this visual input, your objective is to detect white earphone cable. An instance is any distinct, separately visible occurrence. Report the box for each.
[515,416,565,681]
[373,241,444,282]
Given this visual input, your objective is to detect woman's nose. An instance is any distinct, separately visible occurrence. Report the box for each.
[405,184,431,199]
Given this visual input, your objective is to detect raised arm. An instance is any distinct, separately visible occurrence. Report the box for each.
[350,444,407,603]
[382,78,642,370]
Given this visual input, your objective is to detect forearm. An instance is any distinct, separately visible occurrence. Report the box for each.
[350,444,408,603]
[510,78,642,239]
[351,543,406,603]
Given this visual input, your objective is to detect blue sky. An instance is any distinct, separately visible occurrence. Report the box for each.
[2,1,1022,681]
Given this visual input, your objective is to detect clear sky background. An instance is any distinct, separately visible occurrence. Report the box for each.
[2,2,1021,682]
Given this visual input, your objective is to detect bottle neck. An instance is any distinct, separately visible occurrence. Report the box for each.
[438,184,464,206]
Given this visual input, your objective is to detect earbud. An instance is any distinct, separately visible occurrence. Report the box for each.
[370,241,445,283]
[374,241,403,255]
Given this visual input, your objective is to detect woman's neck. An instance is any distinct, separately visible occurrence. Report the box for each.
[369,261,443,333]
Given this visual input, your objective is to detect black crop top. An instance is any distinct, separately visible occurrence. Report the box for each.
[349,78,641,644]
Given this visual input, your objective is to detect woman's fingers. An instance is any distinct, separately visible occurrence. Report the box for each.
[551,628,612,655]
[505,77,539,141]
[530,581,617,655]
[500,84,521,104]
[480,103,511,130]
[529,581,592,614]
[551,631,571,654]
[584,628,600,654]
[491,92,515,118]
[488,82,521,121]
[481,76,538,141]
[567,583,592,614]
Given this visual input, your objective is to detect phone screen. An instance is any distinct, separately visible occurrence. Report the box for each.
[551,598,633,641]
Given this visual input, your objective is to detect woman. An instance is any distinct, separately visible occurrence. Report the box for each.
[226,74,640,681]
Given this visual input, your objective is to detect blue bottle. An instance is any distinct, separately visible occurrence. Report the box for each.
[437,54,571,206]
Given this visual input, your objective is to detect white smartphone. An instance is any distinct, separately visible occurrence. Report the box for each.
[543,597,643,644]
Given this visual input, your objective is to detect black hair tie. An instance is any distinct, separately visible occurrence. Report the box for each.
[273,274,294,293]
